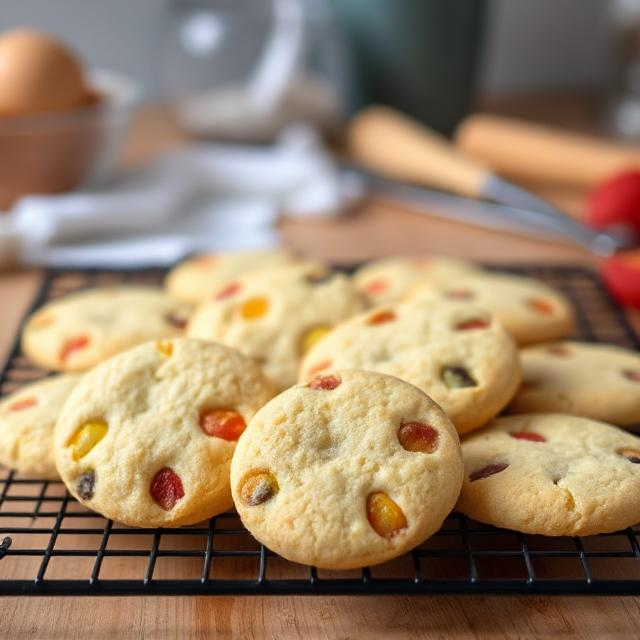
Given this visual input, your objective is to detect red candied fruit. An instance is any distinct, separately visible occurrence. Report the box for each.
[215,282,241,300]
[309,374,341,390]
[60,335,90,362]
[150,468,185,511]
[7,397,37,412]
[510,432,546,443]
[367,310,396,325]
[363,279,388,295]
[624,369,640,382]
[200,409,246,441]
[398,422,438,453]
[469,463,509,482]
[165,312,188,329]
[455,318,489,331]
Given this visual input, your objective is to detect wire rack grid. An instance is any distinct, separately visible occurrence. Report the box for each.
[1,264,640,596]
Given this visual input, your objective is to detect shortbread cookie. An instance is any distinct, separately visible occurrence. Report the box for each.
[457,414,640,536]
[408,272,575,345]
[509,341,640,426]
[187,264,364,390]
[353,255,480,306]
[54,338,274,527]
[300,299,521,434]
[231,369,463,569]
[22,286,192,372]
[0,374,80,478]
[165,248,308,304]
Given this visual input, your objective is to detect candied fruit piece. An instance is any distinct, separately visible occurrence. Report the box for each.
[165,311,188,329]
[200,409,246,441]
[76,470,95,500]
[442,366,476,389]
[456,318,489,331]
[156,340,174,357]
[510,431,546,443]
[362,279,388,295]
[31,313,55,330]
[309,374,341,390]
[469,463,509,482]
[547,344,570,356]
[68,420,108,461]
[7,397,37,412]
[215,282,241,300]
[623,369,640,382]
[527,298,554,315]
[240,471,278,506]
[306,271,334,285]
[150,468,185,511]
[307,359,332,376]
[301,326,331,354]
[618,448,640,464]
[241,296,269,320]
[367,310,396,325]
[366,492,408,538]
[60,335,90,362]
[444,289,474,300]
[398,422,438,453]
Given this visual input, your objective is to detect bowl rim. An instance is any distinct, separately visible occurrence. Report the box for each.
[0,68,141,131]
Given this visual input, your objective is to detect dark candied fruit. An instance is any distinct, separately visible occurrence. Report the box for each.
[510,431,546,443]
[150,468,185,511]
[618,448,640,464]
[527,298,554,315]
[398,422,438,453]
[165,312,188,329]
[309,374,341,390]
[469,463,509,482]
[442,366,476,389]
[76,470,96,500]
[305,271,334,285]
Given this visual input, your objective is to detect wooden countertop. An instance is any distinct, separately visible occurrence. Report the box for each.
[2,106,640,639]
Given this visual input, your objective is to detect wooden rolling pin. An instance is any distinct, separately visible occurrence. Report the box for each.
[456,114,640,188]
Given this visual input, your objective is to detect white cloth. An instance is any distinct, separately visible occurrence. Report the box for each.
[0,125,360,268]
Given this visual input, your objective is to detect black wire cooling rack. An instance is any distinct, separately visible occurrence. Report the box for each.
[1,264,640,596]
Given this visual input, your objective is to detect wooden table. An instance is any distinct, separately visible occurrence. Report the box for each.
[2,106,640,639]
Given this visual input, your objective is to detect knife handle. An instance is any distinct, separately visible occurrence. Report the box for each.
[456,113,640,188]
[347,106,491,199]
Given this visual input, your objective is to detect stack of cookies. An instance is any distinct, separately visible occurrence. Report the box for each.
[1,249,640,570]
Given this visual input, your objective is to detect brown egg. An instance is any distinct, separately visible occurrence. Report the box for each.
[0,29,89,116]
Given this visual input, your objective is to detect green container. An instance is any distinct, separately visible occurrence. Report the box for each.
[332,0,486,135]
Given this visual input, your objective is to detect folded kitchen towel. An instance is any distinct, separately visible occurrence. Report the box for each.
[0,124,361,268]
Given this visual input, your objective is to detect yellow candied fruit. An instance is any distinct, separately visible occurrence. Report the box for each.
[240,296,269,320]
[366,492,408,538]
[301,325,332,354]
[156,339,174,357]
[69,420,108,461]
[239,471,279,506]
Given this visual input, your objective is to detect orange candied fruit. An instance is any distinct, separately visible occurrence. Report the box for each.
[455,318,489,331]
[239,471,279,506]
[367,310,396,326]
[527,298,554,315]
[7,397,37,412]
[366,492,408,538]
[240,296,269,320]
[68,420,108,461]
[60,335,90,362]
[156,339,174,357]
[398,422,438,453]
[301,325,332,354]
[199,409,246,441]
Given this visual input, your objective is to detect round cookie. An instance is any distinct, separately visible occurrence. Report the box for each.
[457,414,640,536]
[165,248,309,304]
[231,369,463,569]
[187,264,365,390]
[300,299,521,434]
[0,374,80,479]
[407,272,575,345]
[54,338,274,527]
[353,255,480,306]
[22,286,192,373]
[509,341,640,426]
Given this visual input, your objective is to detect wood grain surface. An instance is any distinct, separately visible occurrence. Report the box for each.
[1,104,640,639]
